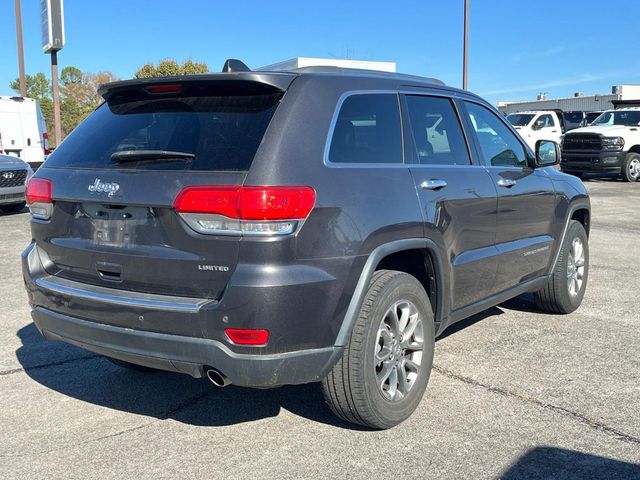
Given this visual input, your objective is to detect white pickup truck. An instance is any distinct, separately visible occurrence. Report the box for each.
[560,107,640,182]
[506,110,565,152]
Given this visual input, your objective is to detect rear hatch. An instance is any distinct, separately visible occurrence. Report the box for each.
[30,75,293,299]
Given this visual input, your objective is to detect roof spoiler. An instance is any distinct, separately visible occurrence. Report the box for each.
[222,59,251,73]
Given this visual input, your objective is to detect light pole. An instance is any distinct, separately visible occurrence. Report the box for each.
[462,0,469,90]
[15,0,27,97]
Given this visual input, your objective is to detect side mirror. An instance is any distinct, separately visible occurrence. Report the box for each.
[532,120,545,130]
[535,140,560,167]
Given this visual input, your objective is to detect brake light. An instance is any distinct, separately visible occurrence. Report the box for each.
[174,186,316,236]
[225,328,269,346]
[145,84,182,94]
[0,132,3,154]
[25,178,53,220]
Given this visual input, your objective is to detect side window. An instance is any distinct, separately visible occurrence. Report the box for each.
[329,94,403,164]
[538,114,553,127]
[464,102,528,168]
[405,95,471,165]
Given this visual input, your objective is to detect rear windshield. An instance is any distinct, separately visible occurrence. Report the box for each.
[44,91,282,171]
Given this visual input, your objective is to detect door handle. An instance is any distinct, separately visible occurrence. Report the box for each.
[497,178,517,188]
[420,179,447,190]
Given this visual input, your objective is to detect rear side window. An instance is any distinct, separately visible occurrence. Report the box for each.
[329,94,403,164]
[44,90,282,171]
[405,95,470,165]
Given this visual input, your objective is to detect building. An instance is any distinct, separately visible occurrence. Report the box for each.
[497,84,640,114]
[259,57,396,73]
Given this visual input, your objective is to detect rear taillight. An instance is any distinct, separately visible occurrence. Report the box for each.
[25,178,53,220]
[0,132,3,154]
[174,186,316,236]
[225,328,269,346]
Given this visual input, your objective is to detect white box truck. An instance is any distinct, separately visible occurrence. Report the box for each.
[0,96,50,168]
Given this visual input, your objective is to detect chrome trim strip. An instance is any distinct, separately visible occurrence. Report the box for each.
[35,275,213,313]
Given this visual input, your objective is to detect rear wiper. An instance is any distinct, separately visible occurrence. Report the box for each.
[111,150,196,163]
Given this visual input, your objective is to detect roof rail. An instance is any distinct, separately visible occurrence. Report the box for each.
[289,66,445,85]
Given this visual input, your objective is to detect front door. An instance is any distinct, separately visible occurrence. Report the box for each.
[461,101,557,293]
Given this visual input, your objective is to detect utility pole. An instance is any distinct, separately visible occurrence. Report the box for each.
[51,51,62,144]
[462,0,469,90]
[15,0,27,97]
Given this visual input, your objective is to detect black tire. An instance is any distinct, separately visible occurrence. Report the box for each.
[106,357,158,372]
[1,202,26,213]
[621,153,640,182]
[322,270,435,429]
[534,220,589,314]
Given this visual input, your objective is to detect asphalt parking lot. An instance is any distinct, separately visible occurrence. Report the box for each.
[1,178,639,480]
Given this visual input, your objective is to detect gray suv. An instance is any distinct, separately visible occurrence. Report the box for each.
[22,62,590,429]
[0,154,31,213]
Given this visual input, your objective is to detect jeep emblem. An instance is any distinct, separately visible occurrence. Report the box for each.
[88,178,120,197]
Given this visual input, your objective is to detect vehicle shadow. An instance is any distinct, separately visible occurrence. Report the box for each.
[14,323,364,430]
[0,206,27,216]
[500,446,640,480]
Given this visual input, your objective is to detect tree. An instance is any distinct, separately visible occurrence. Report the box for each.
[9,73,51,100]
[10,68,118,145]
[134,59,209,78]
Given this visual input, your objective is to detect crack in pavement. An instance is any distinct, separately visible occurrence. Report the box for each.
[0,354,101,377]
[433,364,640,446]
[0,388,215,458]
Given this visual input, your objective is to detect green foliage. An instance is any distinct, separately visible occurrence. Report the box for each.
[9,73,51,100]
[9,68,118,146]
[134,59,209,78]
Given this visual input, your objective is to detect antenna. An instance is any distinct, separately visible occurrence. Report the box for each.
[222,59,251,73]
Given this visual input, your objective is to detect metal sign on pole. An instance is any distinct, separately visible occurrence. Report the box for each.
[41,0,65,145]
[15,0,27,97]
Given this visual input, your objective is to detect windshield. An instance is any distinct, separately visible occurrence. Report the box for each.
[564,112,584,123]
[592,110,640,127]
[43,90,282,171]
[506,113,535,127]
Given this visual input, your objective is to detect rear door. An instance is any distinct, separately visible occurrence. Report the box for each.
[460,101,556,292]
[18,101,43,164]
[0,101,25,158]
[32,80,286,300]
[402,93,499,311]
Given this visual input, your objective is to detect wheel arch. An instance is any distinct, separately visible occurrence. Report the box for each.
[334,239,448,347]
[626,145,640,156]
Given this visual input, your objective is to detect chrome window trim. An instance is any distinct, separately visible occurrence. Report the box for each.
[323,89,487,169]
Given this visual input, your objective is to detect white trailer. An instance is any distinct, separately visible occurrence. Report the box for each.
[0,96,49,168]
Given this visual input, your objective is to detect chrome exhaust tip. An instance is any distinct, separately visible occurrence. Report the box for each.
[205,368,231,387]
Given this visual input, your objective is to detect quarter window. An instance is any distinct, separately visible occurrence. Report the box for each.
[464,102,528,168]
[329,94,403,164]
[405,95,470,165]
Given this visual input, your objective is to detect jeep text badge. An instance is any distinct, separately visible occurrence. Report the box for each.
[88,178,120,197]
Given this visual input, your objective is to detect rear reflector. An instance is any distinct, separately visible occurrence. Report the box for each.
[25,178,53,220]
[225,328,269,346]
[145,84,182,94]
[174,186,316,236]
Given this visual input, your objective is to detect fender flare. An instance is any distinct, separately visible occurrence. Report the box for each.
[334,238,447,347]
[548,199,590,275]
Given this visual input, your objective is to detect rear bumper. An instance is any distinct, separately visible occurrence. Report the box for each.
[561,150,625,173]
[22,241,347,387]
[31,307,341,387]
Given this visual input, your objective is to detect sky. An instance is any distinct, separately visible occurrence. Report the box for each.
[1,0,639,105]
